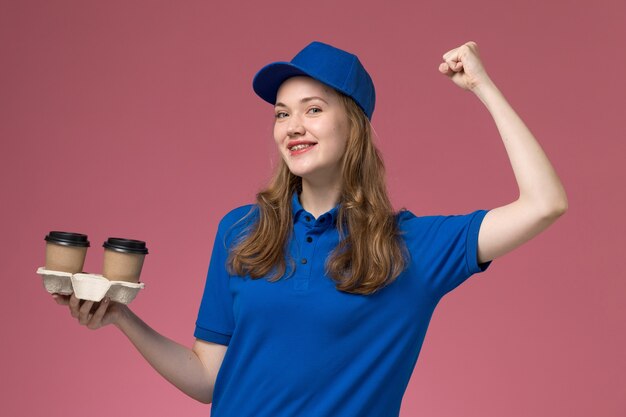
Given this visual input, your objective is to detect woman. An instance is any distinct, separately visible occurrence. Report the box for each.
[54,41,568,416]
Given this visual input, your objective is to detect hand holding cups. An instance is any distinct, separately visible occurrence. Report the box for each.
[39,232,148,304]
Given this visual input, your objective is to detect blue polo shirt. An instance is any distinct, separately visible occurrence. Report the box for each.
[195,193,492,417]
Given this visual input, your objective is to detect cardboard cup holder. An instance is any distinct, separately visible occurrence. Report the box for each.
[36,267,144,304]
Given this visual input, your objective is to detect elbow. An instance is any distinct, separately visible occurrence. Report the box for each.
[552,196,569,217]
[194,393,213,405]
[522,193,568,219]
[188,383,213,404]
[552,187,570,217]
[198,387,214,404]
[520,187,569,219]
[543,199,568,219]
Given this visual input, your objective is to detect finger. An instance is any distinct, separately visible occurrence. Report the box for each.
[442,46,467,72]
[78,300,94,325]
[89,302,101,315]
[88,297,110,329]
[442,47,458,60]
[439,62,454,76]
[444,57,463,72]
[69,293,81,318]
[464,40,478,51]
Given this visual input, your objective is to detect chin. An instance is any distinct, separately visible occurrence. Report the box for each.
[288,169,313,179]
[284,162,314,178]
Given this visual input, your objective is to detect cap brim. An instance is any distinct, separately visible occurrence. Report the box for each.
[252,62,313,105]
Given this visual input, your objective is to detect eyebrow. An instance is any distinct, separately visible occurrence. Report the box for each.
[275,96,329,108]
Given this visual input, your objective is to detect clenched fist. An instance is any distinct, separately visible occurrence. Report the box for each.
[438,41,492,91]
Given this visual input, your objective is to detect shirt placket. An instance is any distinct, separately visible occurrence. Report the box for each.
[293,213,328,291]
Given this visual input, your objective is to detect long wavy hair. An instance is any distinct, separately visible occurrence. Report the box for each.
[226,90,408,295]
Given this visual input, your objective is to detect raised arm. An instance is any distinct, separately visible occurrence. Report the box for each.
[438,41,568,264]
[53,294,226,404]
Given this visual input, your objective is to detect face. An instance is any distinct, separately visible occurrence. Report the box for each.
[273,76,350,184]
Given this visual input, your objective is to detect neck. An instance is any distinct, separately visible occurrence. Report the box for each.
[299,178,342,219]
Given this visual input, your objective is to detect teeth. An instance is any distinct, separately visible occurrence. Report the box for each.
[290,144,313,151]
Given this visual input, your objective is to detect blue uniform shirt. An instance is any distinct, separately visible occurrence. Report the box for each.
[195,193,492,416]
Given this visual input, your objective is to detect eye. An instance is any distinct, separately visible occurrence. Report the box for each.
[275,111,288,119]
[308,107,321,114]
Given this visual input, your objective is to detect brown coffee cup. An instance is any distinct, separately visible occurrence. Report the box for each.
[102,238,149,283]
[44,231,90,274]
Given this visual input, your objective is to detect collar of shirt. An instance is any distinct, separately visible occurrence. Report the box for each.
[291,192,340,229]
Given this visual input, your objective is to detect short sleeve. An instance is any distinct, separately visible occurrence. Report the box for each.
[400,209,493,299]
[194,217,236,346]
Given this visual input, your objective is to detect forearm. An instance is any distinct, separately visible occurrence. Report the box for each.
[114,306,214,403]
[473,78,568,214]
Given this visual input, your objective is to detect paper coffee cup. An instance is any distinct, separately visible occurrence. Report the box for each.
[102,238,149,283]
[44,231,90,274]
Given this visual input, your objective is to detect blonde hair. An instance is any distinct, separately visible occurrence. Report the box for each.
[227,91,408,295]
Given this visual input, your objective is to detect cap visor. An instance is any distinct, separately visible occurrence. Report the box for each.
[252,62,313,105]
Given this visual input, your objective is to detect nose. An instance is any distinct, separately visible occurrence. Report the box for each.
[286,114,305,136]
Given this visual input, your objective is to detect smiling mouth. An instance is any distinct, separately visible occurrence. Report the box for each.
[289,143,317,155]
[289,143,316,151]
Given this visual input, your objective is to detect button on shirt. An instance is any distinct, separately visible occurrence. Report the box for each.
[195,193,492,417]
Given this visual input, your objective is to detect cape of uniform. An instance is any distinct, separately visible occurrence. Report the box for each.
[195,193,493,417]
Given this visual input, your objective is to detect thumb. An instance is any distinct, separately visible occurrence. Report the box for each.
[52,293,70,305]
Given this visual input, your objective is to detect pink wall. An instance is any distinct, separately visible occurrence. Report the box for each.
[2,0,624,416]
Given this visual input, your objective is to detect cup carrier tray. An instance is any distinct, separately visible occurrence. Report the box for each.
[36,267,144,304]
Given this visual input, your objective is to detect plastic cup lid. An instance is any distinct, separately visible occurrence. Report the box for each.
[103,238,149,255]
[45,231,90,247]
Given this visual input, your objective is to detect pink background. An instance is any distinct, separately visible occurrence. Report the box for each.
[2,0,624,416]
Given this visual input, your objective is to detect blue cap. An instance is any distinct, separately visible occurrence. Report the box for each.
[252,41,376,120]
